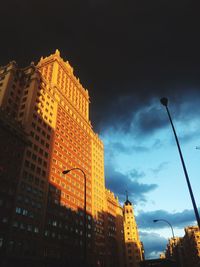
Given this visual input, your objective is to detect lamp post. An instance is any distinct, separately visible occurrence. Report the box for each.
[153,219,175,240]
[160,97,200,229]
[62,167,87,266]
[153,219,178,264]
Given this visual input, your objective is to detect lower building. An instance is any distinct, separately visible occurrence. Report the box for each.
[123,194,144,267]
[105,189,125,267]
[139,259,176,267]
[165,226,200,267]
[182,226,200,267]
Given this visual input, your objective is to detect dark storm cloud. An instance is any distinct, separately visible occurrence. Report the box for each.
[139,231,167,259]
[129,169,145,180]
[136,209,198,230]
[105,165,157,203]
[102,90,200,143]
[1,0,200,134]
[102,135,164,164]
[103,141,149,156]
[132,102,169,137]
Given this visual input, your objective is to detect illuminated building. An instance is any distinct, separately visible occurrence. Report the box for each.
[159,253,166,259]
[123,195,143,267]
[92,134,106,266]
[0,51,93,265]
[0,50,126,267]
[37,50,93,265]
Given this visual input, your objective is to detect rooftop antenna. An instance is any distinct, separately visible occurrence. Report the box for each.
[125,190,129,201]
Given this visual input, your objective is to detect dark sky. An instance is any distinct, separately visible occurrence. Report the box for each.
[1,0,200,133]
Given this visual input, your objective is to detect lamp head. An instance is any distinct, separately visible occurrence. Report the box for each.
[153,219,158,223]
[62,170,71,174]
[160,97,168,107]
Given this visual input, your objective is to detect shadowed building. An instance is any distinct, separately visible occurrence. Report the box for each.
[139,259,176,267]
[163,225,200,267]
[164,226,200,267]
[165,237,184,267]
[105,189,125,267]
[181,226,200,267]
[0,109,29,266]
[0,59,54,266]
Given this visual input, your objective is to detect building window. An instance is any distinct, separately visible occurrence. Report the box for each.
[0,238,3,248]
[34,227,39,233]
[16,207,21,214]
[22,209,28,216]
[27,225,32,232]
[31,164,35,171]
[2,217,8,223]
[12,221,18,228]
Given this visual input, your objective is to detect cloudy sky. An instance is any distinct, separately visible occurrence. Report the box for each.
[1,0,200,258]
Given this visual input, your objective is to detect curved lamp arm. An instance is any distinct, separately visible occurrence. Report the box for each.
[153,219,175,240]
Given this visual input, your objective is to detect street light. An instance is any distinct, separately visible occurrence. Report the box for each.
[160,97,200,229]
[62,167,87,266]
[153,219,179,264]
[153,219,175,240]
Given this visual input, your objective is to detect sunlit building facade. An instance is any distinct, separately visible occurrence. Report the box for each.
[123,196,143,267]
[37,50,94,266]
[92,134,107,266]
[0,51,95,265]
[0,50,127,267]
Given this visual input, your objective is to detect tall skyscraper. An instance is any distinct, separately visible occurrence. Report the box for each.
[0,50,126,267]
[0,50,144,267]
[0,50,97,265]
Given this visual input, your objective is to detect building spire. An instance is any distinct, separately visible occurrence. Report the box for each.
[55,49,60,56]
[125,190,132,205]
[126,190,128,202]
